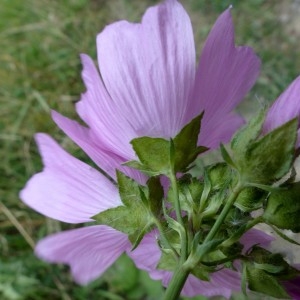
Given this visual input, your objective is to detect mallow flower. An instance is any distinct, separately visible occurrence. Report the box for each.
[20,0,271,297]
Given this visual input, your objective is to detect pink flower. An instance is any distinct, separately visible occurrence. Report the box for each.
[20,0,261,296]
[264,76,300,145]
[51,0,260,166]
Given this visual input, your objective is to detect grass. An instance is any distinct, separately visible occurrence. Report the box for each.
[1,0,299,299]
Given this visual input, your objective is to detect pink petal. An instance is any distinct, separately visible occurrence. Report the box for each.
[96,0,195,156]
[51,111,145,183]
[76,54,136,159]
[264,76,300,146]
[36,225,130,285]
[19,133,121,223]
[199,112,245,149]
[240,228,275,253]
[188,8,260,147]
[179,274,233,298]
[211,269,241,292]
[128,231,238,298]
[52,110,122,179]
[127,231,163,280]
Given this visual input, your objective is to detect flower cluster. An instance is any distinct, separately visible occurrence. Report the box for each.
[20,0,300,299]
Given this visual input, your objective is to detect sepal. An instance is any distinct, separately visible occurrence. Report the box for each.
[93,171,162,249]
[230,110,297,184]
[244,263,290,299]
[167,174,203,215]
[263,182,300,232]
[126,114,207,176]
[234,187,266,212]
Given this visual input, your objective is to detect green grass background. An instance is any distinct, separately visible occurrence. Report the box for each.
[1,0,300,299]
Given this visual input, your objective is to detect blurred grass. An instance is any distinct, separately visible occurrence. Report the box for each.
[1,0,300,299]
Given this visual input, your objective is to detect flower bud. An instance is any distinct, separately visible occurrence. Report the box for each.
[263,182,300,232]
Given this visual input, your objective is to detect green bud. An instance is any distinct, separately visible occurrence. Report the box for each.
[235,187,266,212]
[263,182,300,232]
[231,112,297,184]
[167,174,203,214]
[243,247,293,298]
[245,264,290,299]
[207,163,231,190]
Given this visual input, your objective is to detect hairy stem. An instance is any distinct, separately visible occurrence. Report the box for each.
[204,183,243,243]
[163,264,190,300]
[154,218,179,258]
[169,171,188,263]
[163,182,244,300]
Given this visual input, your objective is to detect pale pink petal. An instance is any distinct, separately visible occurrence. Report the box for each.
[264,76,300,146]
[178,274,233,298]
[199,112,244,149]
[35,225,130,285]
[75,54,136,159]
[188,8,260,147]
[128,231,238,298]
[96,0,195,157]
[52,110,122,179]
[211,269,241,292]
[52,111,147,184]
[240,228,275,253]
[127,231,164,280]
[20,133,121,223]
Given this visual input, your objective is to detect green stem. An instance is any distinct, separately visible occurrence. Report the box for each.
[169,171,184,226]
[164,183,244,300]
[169,171,188,263]
[154,218,179,258]
[162,265,190,300]
[203,183,243,243]
[221,216,263,249]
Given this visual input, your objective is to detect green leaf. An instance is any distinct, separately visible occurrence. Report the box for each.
[201,189,225,220]
[221,223,248,249]
[128,114,208,175]
[231,109,266,154]
[167,174,203,214]
[130,137,171,175]
[146,176,164,217]
[220,143,236,168]
[254,263,284,274]
[93,171,154,247]
[247,246,300,280]
[245,264,290,299]
[117,170,143,206]
[207,163,232,190]
[238,118,298,184]
[234,187,266,212]
[192,239,224,264]
[173,113,208,172]
[263,182,300,232]
[199,171,212,210]
[123,160,161,176]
